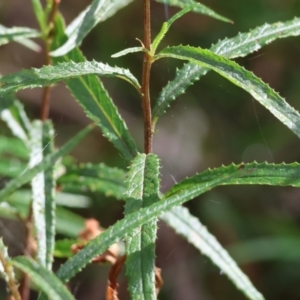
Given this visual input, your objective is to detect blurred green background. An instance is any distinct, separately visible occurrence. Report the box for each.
[1,0,300,299]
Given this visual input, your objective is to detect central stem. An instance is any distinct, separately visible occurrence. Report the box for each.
[141,0,153,154]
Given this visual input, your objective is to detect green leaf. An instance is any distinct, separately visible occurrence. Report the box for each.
[54,174,224,284]
[30,0,47,34]
[155,45,300,139]
[210,17,300,59]
[54,239,79,258]
[161,206,264,300]
[55,162,300,286]
[124,154,160,300]
[30,120,56,269]
[111,46,145,58]
[0,24,41,47]
[0,159,28,178]
[0,61,140,97]
[59,163,126,200]
[155,0,232,23]
[51,16,138,162]
[12,256,75,300]
[0,193,85,238]
[55,207,85,237]
[0,136,29,160]
[0,124,94,200]
[152,4,212,54]
[165,162,300,197]
[153,17,300,122]
[51,0,133,56]
[5,190,90,209]
[0,94,31,145]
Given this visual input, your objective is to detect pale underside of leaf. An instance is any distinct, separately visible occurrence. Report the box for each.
[0,24,41,47]
[55,162,300,285]
[0,60,140,97]
[30,121,47,267]
[0,108,28,144]
[111,46,144,58]
[51,0,133,56]
[156,45,300,139]
[30,120,56,269]
[161,206,264,300]
[0,87,31,145]
[153,17,300,122]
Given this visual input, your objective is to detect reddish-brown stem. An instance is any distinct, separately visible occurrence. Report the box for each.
[141,0,153,154]
[40,0,60,121]
[18,207,33,300]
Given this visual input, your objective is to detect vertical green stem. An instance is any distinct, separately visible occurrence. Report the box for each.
[141,0,153,153]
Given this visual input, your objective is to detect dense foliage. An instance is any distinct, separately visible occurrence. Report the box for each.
[0,0,300,299]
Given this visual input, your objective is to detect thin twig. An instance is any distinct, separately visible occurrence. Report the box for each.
[141,0,153,153]
[18,206,33,300]
[0,249,21,300]
[40,0,60,121]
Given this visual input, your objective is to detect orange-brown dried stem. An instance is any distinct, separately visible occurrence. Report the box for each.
[106,255,126,300]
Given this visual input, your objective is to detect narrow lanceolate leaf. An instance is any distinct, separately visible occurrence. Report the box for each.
[0,136,28,160]
[156,46,300,139]
[59,163,126,200]
[51,0,133,56]
[153,17,300,122]
[0,124,94,201]
[0,95,31,144]
[51,16,138,162]
[111,46,144,58]
[30,0,47,33]
[12,256,75,300]
[0,136,28,178]
[30,121,47,267]
[151,4,199,54]
[161,206,263,300]
[0,61,140,96]
[0,25,41,46]
[42,121,56,270]
[124,154,160,300]
[55,162,300,286]
[155,0,232,23]
[54,172,226,284]
[165,162,300,197]
[30,120,56,269]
